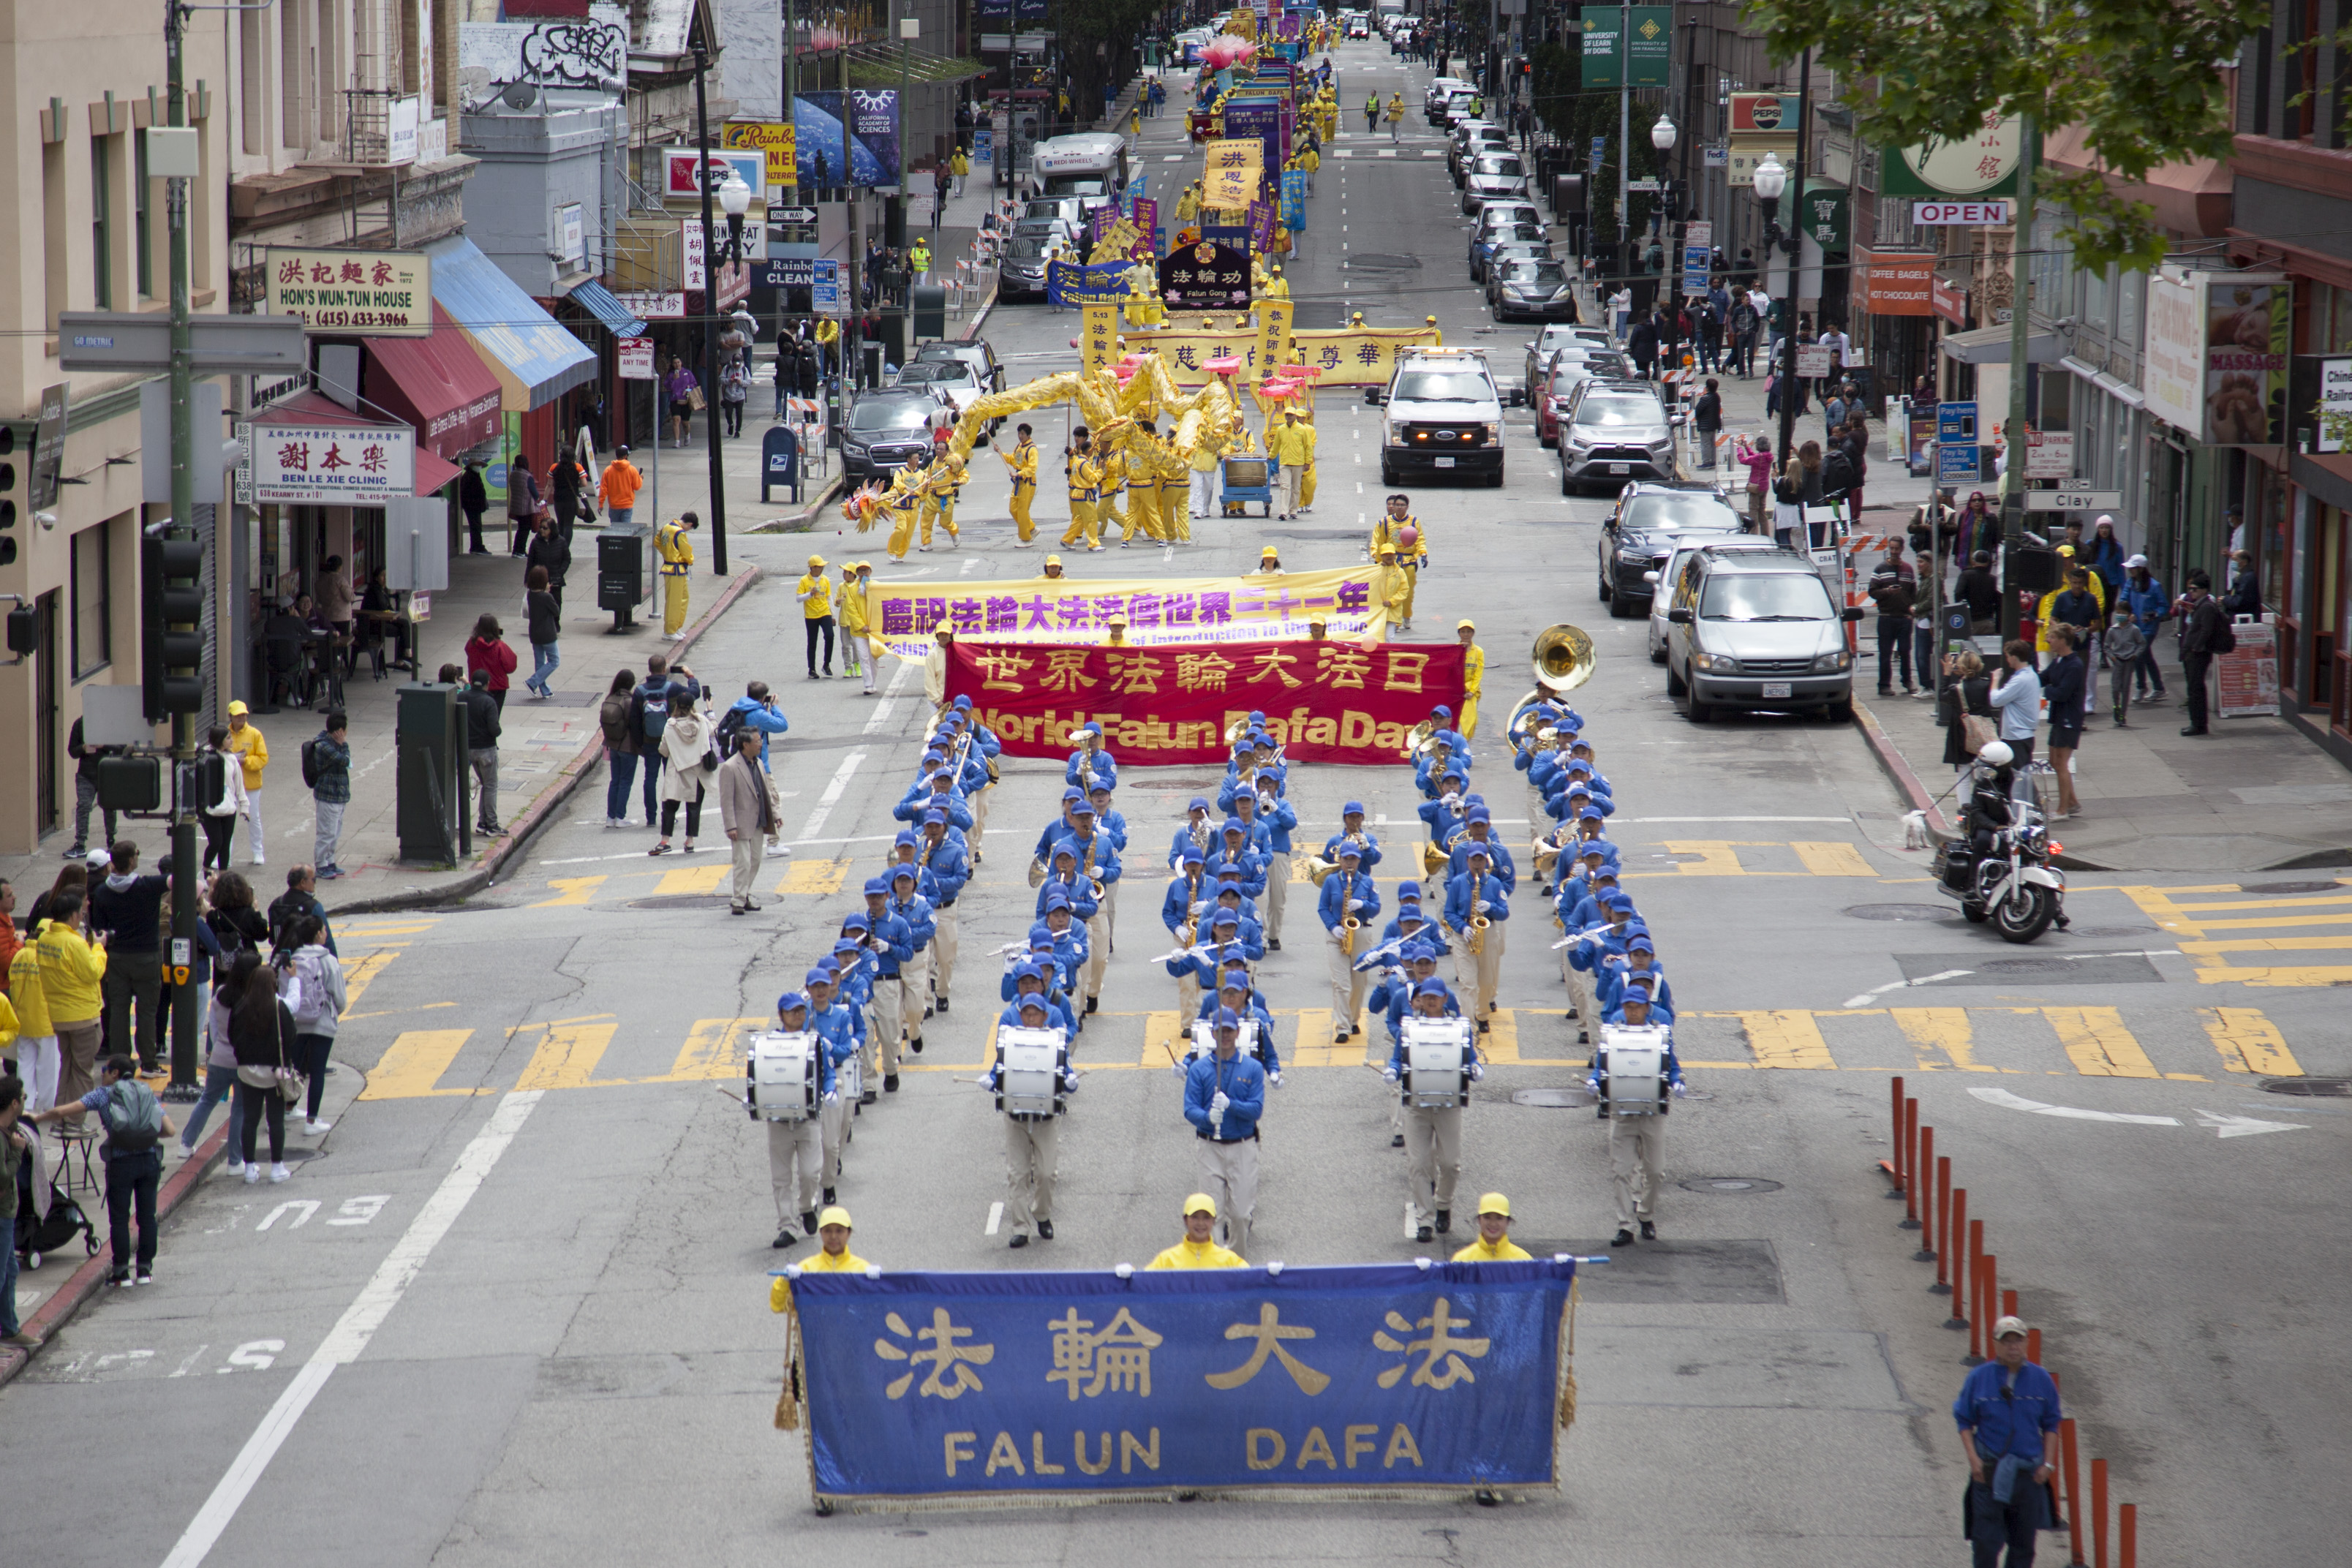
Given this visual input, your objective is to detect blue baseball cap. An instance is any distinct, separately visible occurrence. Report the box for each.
[1013,962,1044,984]
[1215,881,1242,898]
[803,968,833,988]
[1627,935,1656,954]
[861,876,891,896]
[1396,881,1422,900]
[1403,941,1436,962]
[1465,843,1492,862]
[777,990,809,1014]
[1071,802,1096,818]
[953,695,972,709]
[1466,805,1491,823]
[1221,817,1246,835]
[1431,705,1452,720]
[1441,768,1466,783]
[922,810,947,827]
[1621,981,1653,1000]
[840,914,870,932]
[1579,807,1605,822]
[890,866,916,883]
[1209,908,1240,927]
[1414,979,1450,998]
[1342,800,1365,815]
[1062,785,1084,802]
[1052,843,1078,861]
[1602,892,1634,911]
[1027,921,1055,943]
[922,747,946,763]
[1218,973,1248,992]
[1335,841,1362,859]
[1044,887,1071,908]
[893,830,918,848]
[1213,1007,1242,1029]
[1180,846,1205,865]
[1188,796,1211,812]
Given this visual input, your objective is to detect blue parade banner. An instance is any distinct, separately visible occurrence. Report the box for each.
[1047,260,1134,308]
[783,1260,1577,1504]
[1281,169,1308,232]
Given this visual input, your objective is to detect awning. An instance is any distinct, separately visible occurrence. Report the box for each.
[563,279,647,339]
[412,445,461,497]
[1939,319,2067,366]
[421,235,598,412]
[363,304,504,459]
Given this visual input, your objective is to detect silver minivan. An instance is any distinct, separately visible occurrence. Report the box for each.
[1663,547,1865,723]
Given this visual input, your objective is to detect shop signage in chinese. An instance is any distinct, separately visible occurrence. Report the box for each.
[1159,241,1254,309]
[252,424,416,503]
[263,249,431,336]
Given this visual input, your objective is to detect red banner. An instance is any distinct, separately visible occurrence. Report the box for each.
[945,639,1466,765]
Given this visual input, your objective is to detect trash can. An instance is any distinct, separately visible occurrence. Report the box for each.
[396,682,467,864]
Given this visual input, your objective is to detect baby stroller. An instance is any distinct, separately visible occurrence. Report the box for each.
[15,1139,99,1270]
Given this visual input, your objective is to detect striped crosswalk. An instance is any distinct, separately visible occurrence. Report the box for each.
[2122,881,2352,988]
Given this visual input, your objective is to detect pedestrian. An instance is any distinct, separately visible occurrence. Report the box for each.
[2042,564,2105,707]
[280,914,344,1135]
[1771,456,1806,549]
[598,444,642,529]
[0,1076,33,1341]
[227,955,295,1184]
[630,656,696,828]
[837,562,870,690]
[720,352,749,437]
[526,513,571,612]
[8,899,57,1112]
[598,668,640,829]
[523,567,562,699]
[205,869,270,957]
[30,1053,173,1284]
[720,680,792,851]
[796,554,837,679]
[1625,312,1659,380]
[1737,436,1775,532]
[665,355,700,447]
[88,840,167,1073]
[1841,414,1871,515]
[1988,639,2043,794]
[1365,91,1379,134]
[1937,649,1995,776]
[463,669,505,837]
[1727,290,1760,377]
[717,728,775,914]
[548,451,587,543]
[176,947,256,1166]
[1692,377,1722,470]
[1588,984,1685,1245]
[2043,624,2087,817]
[1956,550,2002,635]
[1954,1315,2062,1568]
[655,510,697,640]
[266,866,336,959]
[64,715,123,862]
[2116,554,2171,700]
[772,343,794,421]
[1609,284,1633,343]
[2175,568,2231,736]
[506,457,542,556]
[652,690,712,856]
[34,888,105,1105]
[461,460,491,554]
[464,613,518,712]
[1868,539,1919,696]
[308,711,351,879]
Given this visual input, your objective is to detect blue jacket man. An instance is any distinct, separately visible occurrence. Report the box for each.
[1035,846,1102,921]
[1597,938,1675,1022]
[1161,851,1211,937]
[1445,811,1518,892]
[1066,726,1115,791]
[1185,1017,1267,1142]
[1203,843,1267,900]
[916,816,970,903]
[1953,1316,2062,1564]
[1321,803,1384,871]
[721,690,792,767]
[1443,855,1511,934]
[1083,785,1129,853]
[1166,797,1218,870]
[851,888,913,981]
[1199,902,1266,962]
[1035,903,1090,990]
[995,968,1082,1039]
[1198,974,1282,1079]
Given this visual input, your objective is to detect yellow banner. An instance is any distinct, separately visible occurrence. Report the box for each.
[859,565,1387,660]
[1117,321,1442,388]
[1256,298,1295,382]
[1202,139,1264,208]
[1081,304,1120,374]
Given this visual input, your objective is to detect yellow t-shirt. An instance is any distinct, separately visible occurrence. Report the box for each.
[770,1249,874,1311]
[796,573,833,621]
[1463,644,1485,693]
[1451,1237,1534,1262]
[1147,1238,1247,1269]
[837,577,869,633]
[1267,423,1313,465]
[225,724,269,789]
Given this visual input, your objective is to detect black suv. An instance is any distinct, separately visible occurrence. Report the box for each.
[1595,480,1749,617]
[840,388,946,480]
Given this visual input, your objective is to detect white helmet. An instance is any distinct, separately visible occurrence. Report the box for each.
[1975,741,2014,768]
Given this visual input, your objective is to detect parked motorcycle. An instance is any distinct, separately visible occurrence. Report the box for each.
[1931,807,2068,944]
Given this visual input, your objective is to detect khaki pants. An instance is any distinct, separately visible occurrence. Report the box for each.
[875,979,905,1077]
[1609,1113,1665,1226]
[1460,922,1506,1017]
[898,953,931,1047]
[820,1093,848,1186]
[931,903,960,996]
[1403,1104,1463,1226]
[56,1019,102,1106]
[1002,1115,1060,1234]
[1083,913,1109,1000]
[862,992,892,1084]
[729,835,765,909]
[1101,879,1120,948]
[969,783,992,854]
[1263,858,1289,942]
[1566,957,1594,1028]
[1176,970,1202,1027]
[1281,463,1304,517]
[1327,932,1367,1033]
[1197,1134,1259,1259]
[766,1116,823,1222]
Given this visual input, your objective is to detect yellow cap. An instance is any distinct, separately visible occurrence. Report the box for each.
[1260,545,1279,558]
[807,554,827,570]
[1045,554,1063,567]
[817,1205,853,1231]
[227,700,249,715]
[1183,1192,1218,1217]
[1476,1192,1511,1218]
[1457,619,1477,631]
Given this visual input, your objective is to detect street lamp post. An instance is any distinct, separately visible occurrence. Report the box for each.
[1749,48,1810,484]
[692,41,731,574]
[1651,113,1678,306]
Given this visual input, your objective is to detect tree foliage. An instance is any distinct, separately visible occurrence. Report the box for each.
[1745,0,2270,274]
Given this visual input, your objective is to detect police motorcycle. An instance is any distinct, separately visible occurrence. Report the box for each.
[1930,740,2068,944]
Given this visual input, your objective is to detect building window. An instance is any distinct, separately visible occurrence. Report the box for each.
[71,524,111,678]
[91,137,112,309]
[135,126,152,298]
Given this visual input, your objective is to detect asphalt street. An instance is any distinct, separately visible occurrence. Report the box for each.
[4,37,2346,1568]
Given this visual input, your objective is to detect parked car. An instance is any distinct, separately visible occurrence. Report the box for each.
[1461,153,1531,214]
[841,388,949,480]
[1523,323,1612,393]
[1663,546,1864,723]
[894,359,988,434]
[1558,379,1678,496]
[913,337,1005,393]
[1646,538,1784,661]
[1424,79,1474,124]
[1596,480,1749,615]
[1534,348,1634,445]
[1487,257,1575,322]
[997,235,1054,301]
[1467,205,1545,279]
[1376,346,1518,487]
[1449,124,1509,182]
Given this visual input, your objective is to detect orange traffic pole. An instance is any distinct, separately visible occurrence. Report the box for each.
[2092,1457,2110,1568]
[1887,1076,1907,1196]
[1912,1124,1935,1254]
[1901,1102,1923,1229]
[2119,1502,2136,1568]
[2062,1418,2086,1566]
[1934,1164,1956,1294]
[1944,1192,1970,1327]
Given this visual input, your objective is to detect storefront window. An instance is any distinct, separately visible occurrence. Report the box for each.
[2259,465,2290,614]
[70,522,110,677]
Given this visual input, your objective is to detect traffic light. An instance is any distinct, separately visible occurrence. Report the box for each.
[141,529,205,720]
[0,424,16,568]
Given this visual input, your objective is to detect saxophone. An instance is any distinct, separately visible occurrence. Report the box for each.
[1466,871,1489,957]
[1082,832,1104,903]
[1339,872,1361,956]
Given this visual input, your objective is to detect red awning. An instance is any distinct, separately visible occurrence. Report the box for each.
[363,304,504,460]
[412,445,461,497]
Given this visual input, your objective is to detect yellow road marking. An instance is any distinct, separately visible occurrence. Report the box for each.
[652,864,730,897]
[1659,840,1762,875]
[2043,1006,2160,1079]
[1725,1010,1839,1070]
[339,1001,458,1022]
[2180,935,2352,953]
[652,1017,766,1082]
[1139,1010,1184,1068]
[336,949,406,1017]
[532,876,608,908]
[2195,963,2352,987]
[359,1030,491,1099]
[1791,842,1879,878]
[513,1017,625,1090]
[1483,1008,1521,1063]
[776,857,853,896]
[1891,1007,1997,1072]
[2179,911,2352,932]
[2168,893,2352,913]
[2197,1008,2304,1076]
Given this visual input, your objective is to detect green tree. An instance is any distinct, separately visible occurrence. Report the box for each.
[1746,0,2269,273]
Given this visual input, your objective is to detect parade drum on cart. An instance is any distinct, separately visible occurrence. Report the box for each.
[996,1027,1070,1115]
[1594,1025,1670,1115]
[747,1031,821,1121]
[1401,1017,1473,1109]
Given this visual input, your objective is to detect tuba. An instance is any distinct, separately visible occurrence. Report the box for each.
[1505,624,1598,747]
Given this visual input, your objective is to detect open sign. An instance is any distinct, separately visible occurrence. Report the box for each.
[1912,200,2010,226]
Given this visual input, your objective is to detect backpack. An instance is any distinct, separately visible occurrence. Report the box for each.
[287,954,331,1024]
[105,1078,163,1152]
[301,738,321,790]
[2211,618,2236,655]
[1820,450,1858,498]
[714,703,750,753]
[636,684,670,743]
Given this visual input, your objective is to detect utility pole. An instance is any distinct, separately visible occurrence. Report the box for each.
[1995,113,2040,641]
[1772,50,1810,477]
[162,0,199,1100]
[692,41,730,574]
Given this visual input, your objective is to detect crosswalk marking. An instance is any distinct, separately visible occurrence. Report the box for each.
[658,1017,763,1082]
[360,1030,488,1100]
[2124,881,2352,987]
[1482,1009,1521,1063]
[513,1017,623,1091]
[2196,1007,2304,1076]
[776,857,851,896]
[1731,1010,1841,1070]
[532,876,607,908]
[653,864,730,897]
[2044,1006,2162,1079]
[1792,841,1879,877]
[1657,840,1757,876]
[1139,1011,1183,1068]
[1891,1007,1990,1071]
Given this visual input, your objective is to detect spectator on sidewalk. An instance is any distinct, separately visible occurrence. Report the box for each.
[2103,611,2146,728]
[523,567,563,701]
[1691,379,1722,470]
[2084,515,2125,600]
[666,356,700,448]
[721,354,750,438]
[549,453,588,542]
[1956,551,2002,635]
[309,712,351,879]
[2176,569,2229,736]
[31,1053,173,1284]
[1953,491,1996,565]
[0,1077,30,1342]
[526,515,572,613]
[267,866,336,960]
[9,900,58,1112]
[652,690,712,856]
[507,460,542,557]
[717,729,774,915]
[90,842,168,1074]
[2043,624,2087,817]
[723,682,793,853]
[600,668,641,829]
[461,671,505,836]
[314,555,355,679]
[465,614,519,712]
[2223,549,2262,619]
[1625,312,1659,380]
[1739,437,1775,532]
[630,657,686,828]
[598,446,642,529]
[35,889,105,1105]
[461,460,491,555]
[2042,565,2106,712]
[1727,289,1760,377]
[1867,540,1919,697]
[1937,649,1994,776]
[227,959,294,1185]
[1953,1316,2060,1568]
[1989,640,2043,796]
[2119,554,2170,701]
[177,948,256,1168]
[281,915,344,1137]
[66,715,121,861]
